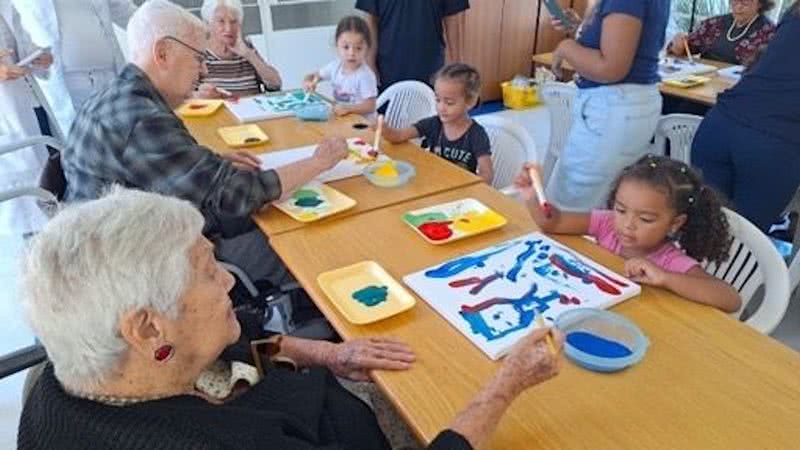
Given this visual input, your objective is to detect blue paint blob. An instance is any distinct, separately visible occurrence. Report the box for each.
[294,197,323,207]
[537,253,548,260]
[566,331,632,358]
[352,285,388,307]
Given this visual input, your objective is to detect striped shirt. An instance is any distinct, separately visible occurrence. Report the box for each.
[199,49,277,96]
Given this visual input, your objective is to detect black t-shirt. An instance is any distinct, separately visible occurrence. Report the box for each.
[355,0,470,89]
[414,116,490,174]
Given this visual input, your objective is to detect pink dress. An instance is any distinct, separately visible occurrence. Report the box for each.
[588,210,699,274]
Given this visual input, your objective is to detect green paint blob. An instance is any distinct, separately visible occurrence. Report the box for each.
[352,285,388,307]
[403,212,448,227]
[293,189,324,207]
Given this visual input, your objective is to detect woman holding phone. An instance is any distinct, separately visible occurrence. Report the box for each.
[545,0,670,212]
[0,1,54,236]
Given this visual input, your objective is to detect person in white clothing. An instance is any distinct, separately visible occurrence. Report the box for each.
[303,16,377,120]
[11,0,136,133]
[0,2,54,237]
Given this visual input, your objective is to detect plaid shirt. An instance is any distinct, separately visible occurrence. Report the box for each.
[62,64,281,235]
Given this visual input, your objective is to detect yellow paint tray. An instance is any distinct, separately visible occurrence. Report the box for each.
[662,75,711,88]
[273,182,356,222]
[217,124,270,148]
[317,261,416,324]
[176,99,224,117]
[402,198,507,245]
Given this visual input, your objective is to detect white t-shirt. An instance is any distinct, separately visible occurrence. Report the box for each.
[319,59,377,108]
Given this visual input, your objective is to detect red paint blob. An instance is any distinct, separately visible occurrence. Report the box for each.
[353,138,367,145]
[418,221,453,241]
[188,104,205,110]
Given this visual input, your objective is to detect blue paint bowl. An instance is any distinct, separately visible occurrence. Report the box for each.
[555,308,648,373]
[295,103,330,121]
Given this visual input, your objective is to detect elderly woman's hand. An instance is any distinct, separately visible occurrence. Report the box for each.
[669,33,689,56]
[497,327,563,394]
[312,137,348,170]
[326,337,416,381]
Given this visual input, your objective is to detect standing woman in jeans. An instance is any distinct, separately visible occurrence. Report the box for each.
[690,3,800,232]
[546,0,669,211]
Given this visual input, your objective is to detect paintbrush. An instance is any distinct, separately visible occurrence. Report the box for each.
[528,166,552,218]
[373,114,384,154]
[535,309,558,356]
[683,40,694,64]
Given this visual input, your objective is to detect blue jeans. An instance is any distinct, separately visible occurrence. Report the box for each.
[691,108,800,232]
[546,84,662,211]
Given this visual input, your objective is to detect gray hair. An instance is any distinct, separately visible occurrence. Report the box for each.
[19,187,205,391]
[201,0,244,23]
[127,0,206,63]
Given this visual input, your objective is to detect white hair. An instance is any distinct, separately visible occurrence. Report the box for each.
[19,187,205,391]
[127,0,206,62]
[201,0,244,23]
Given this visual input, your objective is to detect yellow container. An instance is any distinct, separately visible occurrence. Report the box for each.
[501,81,539,109]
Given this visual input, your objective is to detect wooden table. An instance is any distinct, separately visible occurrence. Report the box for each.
[183,108,482,235]
[270,182,800,449]
[532,52,735,106]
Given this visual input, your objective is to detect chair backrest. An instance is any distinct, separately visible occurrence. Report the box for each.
[702,208,791,334]
[654,113,703,164]
[377,80,437,129]
[539,82,576,182]
[474,115,537,190]
[0,133,63,211]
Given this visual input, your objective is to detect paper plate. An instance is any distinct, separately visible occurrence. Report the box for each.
[662,75,711,89]
[273,182,355,223]
[177,99,224,117]
[402,198,507,245]
[218,124,270,148]
[317,261,416,324]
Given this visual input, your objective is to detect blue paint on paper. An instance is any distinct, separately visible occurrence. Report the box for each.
[459,283,560,341]
[506,240,540,282]
[424,241,520,279]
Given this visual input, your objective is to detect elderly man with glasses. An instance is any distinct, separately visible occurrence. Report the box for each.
[60,0,347,287]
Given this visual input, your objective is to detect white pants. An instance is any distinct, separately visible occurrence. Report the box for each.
[546,83,661,212]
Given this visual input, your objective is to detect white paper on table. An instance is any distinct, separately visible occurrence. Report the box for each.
[257,144,388,183]
[658,58,718,80]
[718,65,745,82]
[225,97,293,123]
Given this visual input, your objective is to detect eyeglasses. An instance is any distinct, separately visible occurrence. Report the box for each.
[162,36,206,64]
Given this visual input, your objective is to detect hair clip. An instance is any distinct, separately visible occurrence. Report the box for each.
[679,165,688,174]
[648,161,657,169]
[687,195,695,205]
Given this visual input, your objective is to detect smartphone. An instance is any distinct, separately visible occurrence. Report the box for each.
[543,0,575,30]
[17,47,50,67]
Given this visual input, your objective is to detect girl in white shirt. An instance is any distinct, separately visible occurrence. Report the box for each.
[303,16,378,120]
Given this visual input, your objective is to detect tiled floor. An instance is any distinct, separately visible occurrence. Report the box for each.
[1,105,799,446]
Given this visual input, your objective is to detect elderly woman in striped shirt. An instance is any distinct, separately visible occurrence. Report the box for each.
[195,0,281,98]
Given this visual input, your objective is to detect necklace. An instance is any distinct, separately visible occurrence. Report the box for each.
[66,386,203,407]
[726,15,758,42]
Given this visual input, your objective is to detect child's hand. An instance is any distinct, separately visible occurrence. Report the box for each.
[624,258,668,287]
[513,163,544,202]
[333,104,349,116]
[303,74,319,92]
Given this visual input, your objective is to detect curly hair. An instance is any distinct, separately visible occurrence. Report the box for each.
[606,155,733,264]
[758,0,776,13]
[433,63,482,101]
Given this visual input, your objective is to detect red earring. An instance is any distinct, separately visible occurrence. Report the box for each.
[154,344,174,362]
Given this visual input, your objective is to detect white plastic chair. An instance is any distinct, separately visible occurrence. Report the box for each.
[0,133,63,212]
[474,115,537,190]
[654,113,703,164]
[539,82,576,183]
[702,208,791,334]
[377,80,437,129]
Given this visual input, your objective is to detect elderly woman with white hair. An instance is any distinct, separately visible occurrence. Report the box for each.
[17,188,563,450]
[195,0,281,98]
